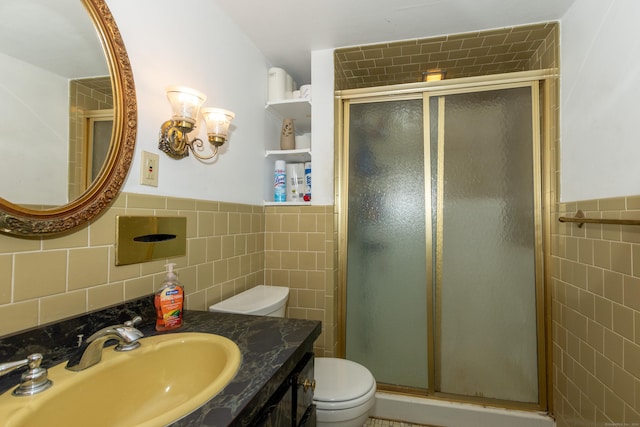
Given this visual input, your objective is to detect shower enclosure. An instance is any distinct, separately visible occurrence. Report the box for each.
[338,75,549,410]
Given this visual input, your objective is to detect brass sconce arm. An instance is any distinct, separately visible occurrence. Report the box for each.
[158,120,220,160]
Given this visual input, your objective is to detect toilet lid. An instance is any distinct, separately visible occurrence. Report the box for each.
[314,357,375,403]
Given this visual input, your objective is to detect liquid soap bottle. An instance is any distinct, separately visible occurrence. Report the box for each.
[154,263,184,331]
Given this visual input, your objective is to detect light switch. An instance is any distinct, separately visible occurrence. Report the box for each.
[140,151,159,187]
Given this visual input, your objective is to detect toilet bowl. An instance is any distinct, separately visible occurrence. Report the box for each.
[209,285,376,426]
[314,357,376,427]
[208,285,289,317]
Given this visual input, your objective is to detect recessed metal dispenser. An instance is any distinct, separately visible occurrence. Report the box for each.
[116,216,187,266]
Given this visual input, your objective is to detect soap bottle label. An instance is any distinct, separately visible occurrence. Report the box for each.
[156,287,183,330]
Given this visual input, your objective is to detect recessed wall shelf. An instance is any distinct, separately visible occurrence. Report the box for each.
[265,99,311,134]
[264,98,312,205]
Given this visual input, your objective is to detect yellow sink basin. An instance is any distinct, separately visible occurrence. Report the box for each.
[0,332,241,427]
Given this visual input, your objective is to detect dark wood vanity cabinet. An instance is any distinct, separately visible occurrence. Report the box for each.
[256,352,316,426]
[294,352,315,425]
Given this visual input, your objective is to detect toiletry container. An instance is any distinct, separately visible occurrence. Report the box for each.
[268,67,286,101]
[304,162,311,202]
[286,163,305,202]
[154,263,184,331]
[208,285,289,317]
[274,160,287,202]
[280,118,295,150]
[208,285,376,426]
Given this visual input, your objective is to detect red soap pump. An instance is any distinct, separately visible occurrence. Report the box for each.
[154,263,184,331]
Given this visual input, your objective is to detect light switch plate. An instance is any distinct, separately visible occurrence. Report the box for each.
[140,151,159,187]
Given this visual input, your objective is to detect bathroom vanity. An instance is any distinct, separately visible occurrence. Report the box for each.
[0,296,321,426]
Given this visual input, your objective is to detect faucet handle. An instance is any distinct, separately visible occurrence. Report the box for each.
[0,353,53,396]
[124,315,142,327]
[114,316,144,352]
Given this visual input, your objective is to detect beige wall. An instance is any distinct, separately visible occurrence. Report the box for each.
[552,198,640,426]
[264,205,337,357]
[536,18,640,427]
[0,193,334,356]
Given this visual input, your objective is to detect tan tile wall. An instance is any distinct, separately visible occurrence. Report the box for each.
[553,197,640,426]
[264,205,336,357]
[0,192,266,336]
[335,22,558,90]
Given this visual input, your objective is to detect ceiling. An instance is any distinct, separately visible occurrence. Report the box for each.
[213,0,576,85]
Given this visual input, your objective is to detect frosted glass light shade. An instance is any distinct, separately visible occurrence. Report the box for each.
[201,107,235,142]
[166,86,206,126]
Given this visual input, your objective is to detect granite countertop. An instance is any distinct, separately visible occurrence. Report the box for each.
[0,296,322,427]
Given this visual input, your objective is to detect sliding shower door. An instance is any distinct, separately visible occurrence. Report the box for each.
[342,81,544,407]
[432,86,541,403]
[345,99,428,390]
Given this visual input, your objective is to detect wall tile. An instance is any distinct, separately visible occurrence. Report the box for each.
[126,193,166,210]
[68,247,109,290]
[624,340,640,378]
[91,207,124,246]
[554,196,640,427]
[0,255,11,304]
[43,225,89,250]
[188,238,207,266]
[0,234,40,254]
[87,282,124,310]
[40,291,86,324]
[14,251,67,301]
[0,301,38,336]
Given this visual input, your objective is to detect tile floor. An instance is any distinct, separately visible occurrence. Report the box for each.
[365,418,438,427]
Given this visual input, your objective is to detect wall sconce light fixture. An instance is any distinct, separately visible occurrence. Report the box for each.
[421,69,447,82]
[158,86,235,160]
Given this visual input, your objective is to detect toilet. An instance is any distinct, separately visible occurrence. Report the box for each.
[313,357,376,427]
[208,285,289,317]
[208,285,376,426]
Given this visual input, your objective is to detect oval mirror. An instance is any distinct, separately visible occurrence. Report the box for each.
[0,0,136,236]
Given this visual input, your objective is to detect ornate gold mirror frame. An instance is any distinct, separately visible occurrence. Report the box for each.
[0,0,136,237]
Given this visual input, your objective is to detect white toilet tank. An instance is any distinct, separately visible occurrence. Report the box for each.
[208,285,289,317]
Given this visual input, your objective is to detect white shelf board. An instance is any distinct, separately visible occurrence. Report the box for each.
[264,201,312,206]
[265,148,311,162]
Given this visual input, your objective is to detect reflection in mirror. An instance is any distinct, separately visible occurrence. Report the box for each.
[68,77,114,201]
[0,0,113,208]
[0,0,137,236]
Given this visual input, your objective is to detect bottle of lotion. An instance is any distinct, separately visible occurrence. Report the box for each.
[154,263,184,331]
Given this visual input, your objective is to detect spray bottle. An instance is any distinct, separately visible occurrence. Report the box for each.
[274,160,287,202]
[154,263,184,331]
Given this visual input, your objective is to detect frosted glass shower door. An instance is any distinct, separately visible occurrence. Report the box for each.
[433,86,540,403]
[342,82,543,406]
[345,99,428,390]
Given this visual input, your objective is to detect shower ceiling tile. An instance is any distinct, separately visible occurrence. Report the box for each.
[335,22,557,90]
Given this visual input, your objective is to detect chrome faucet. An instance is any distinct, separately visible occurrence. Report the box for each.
[0,353,53,396]
[66,316,144,372]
